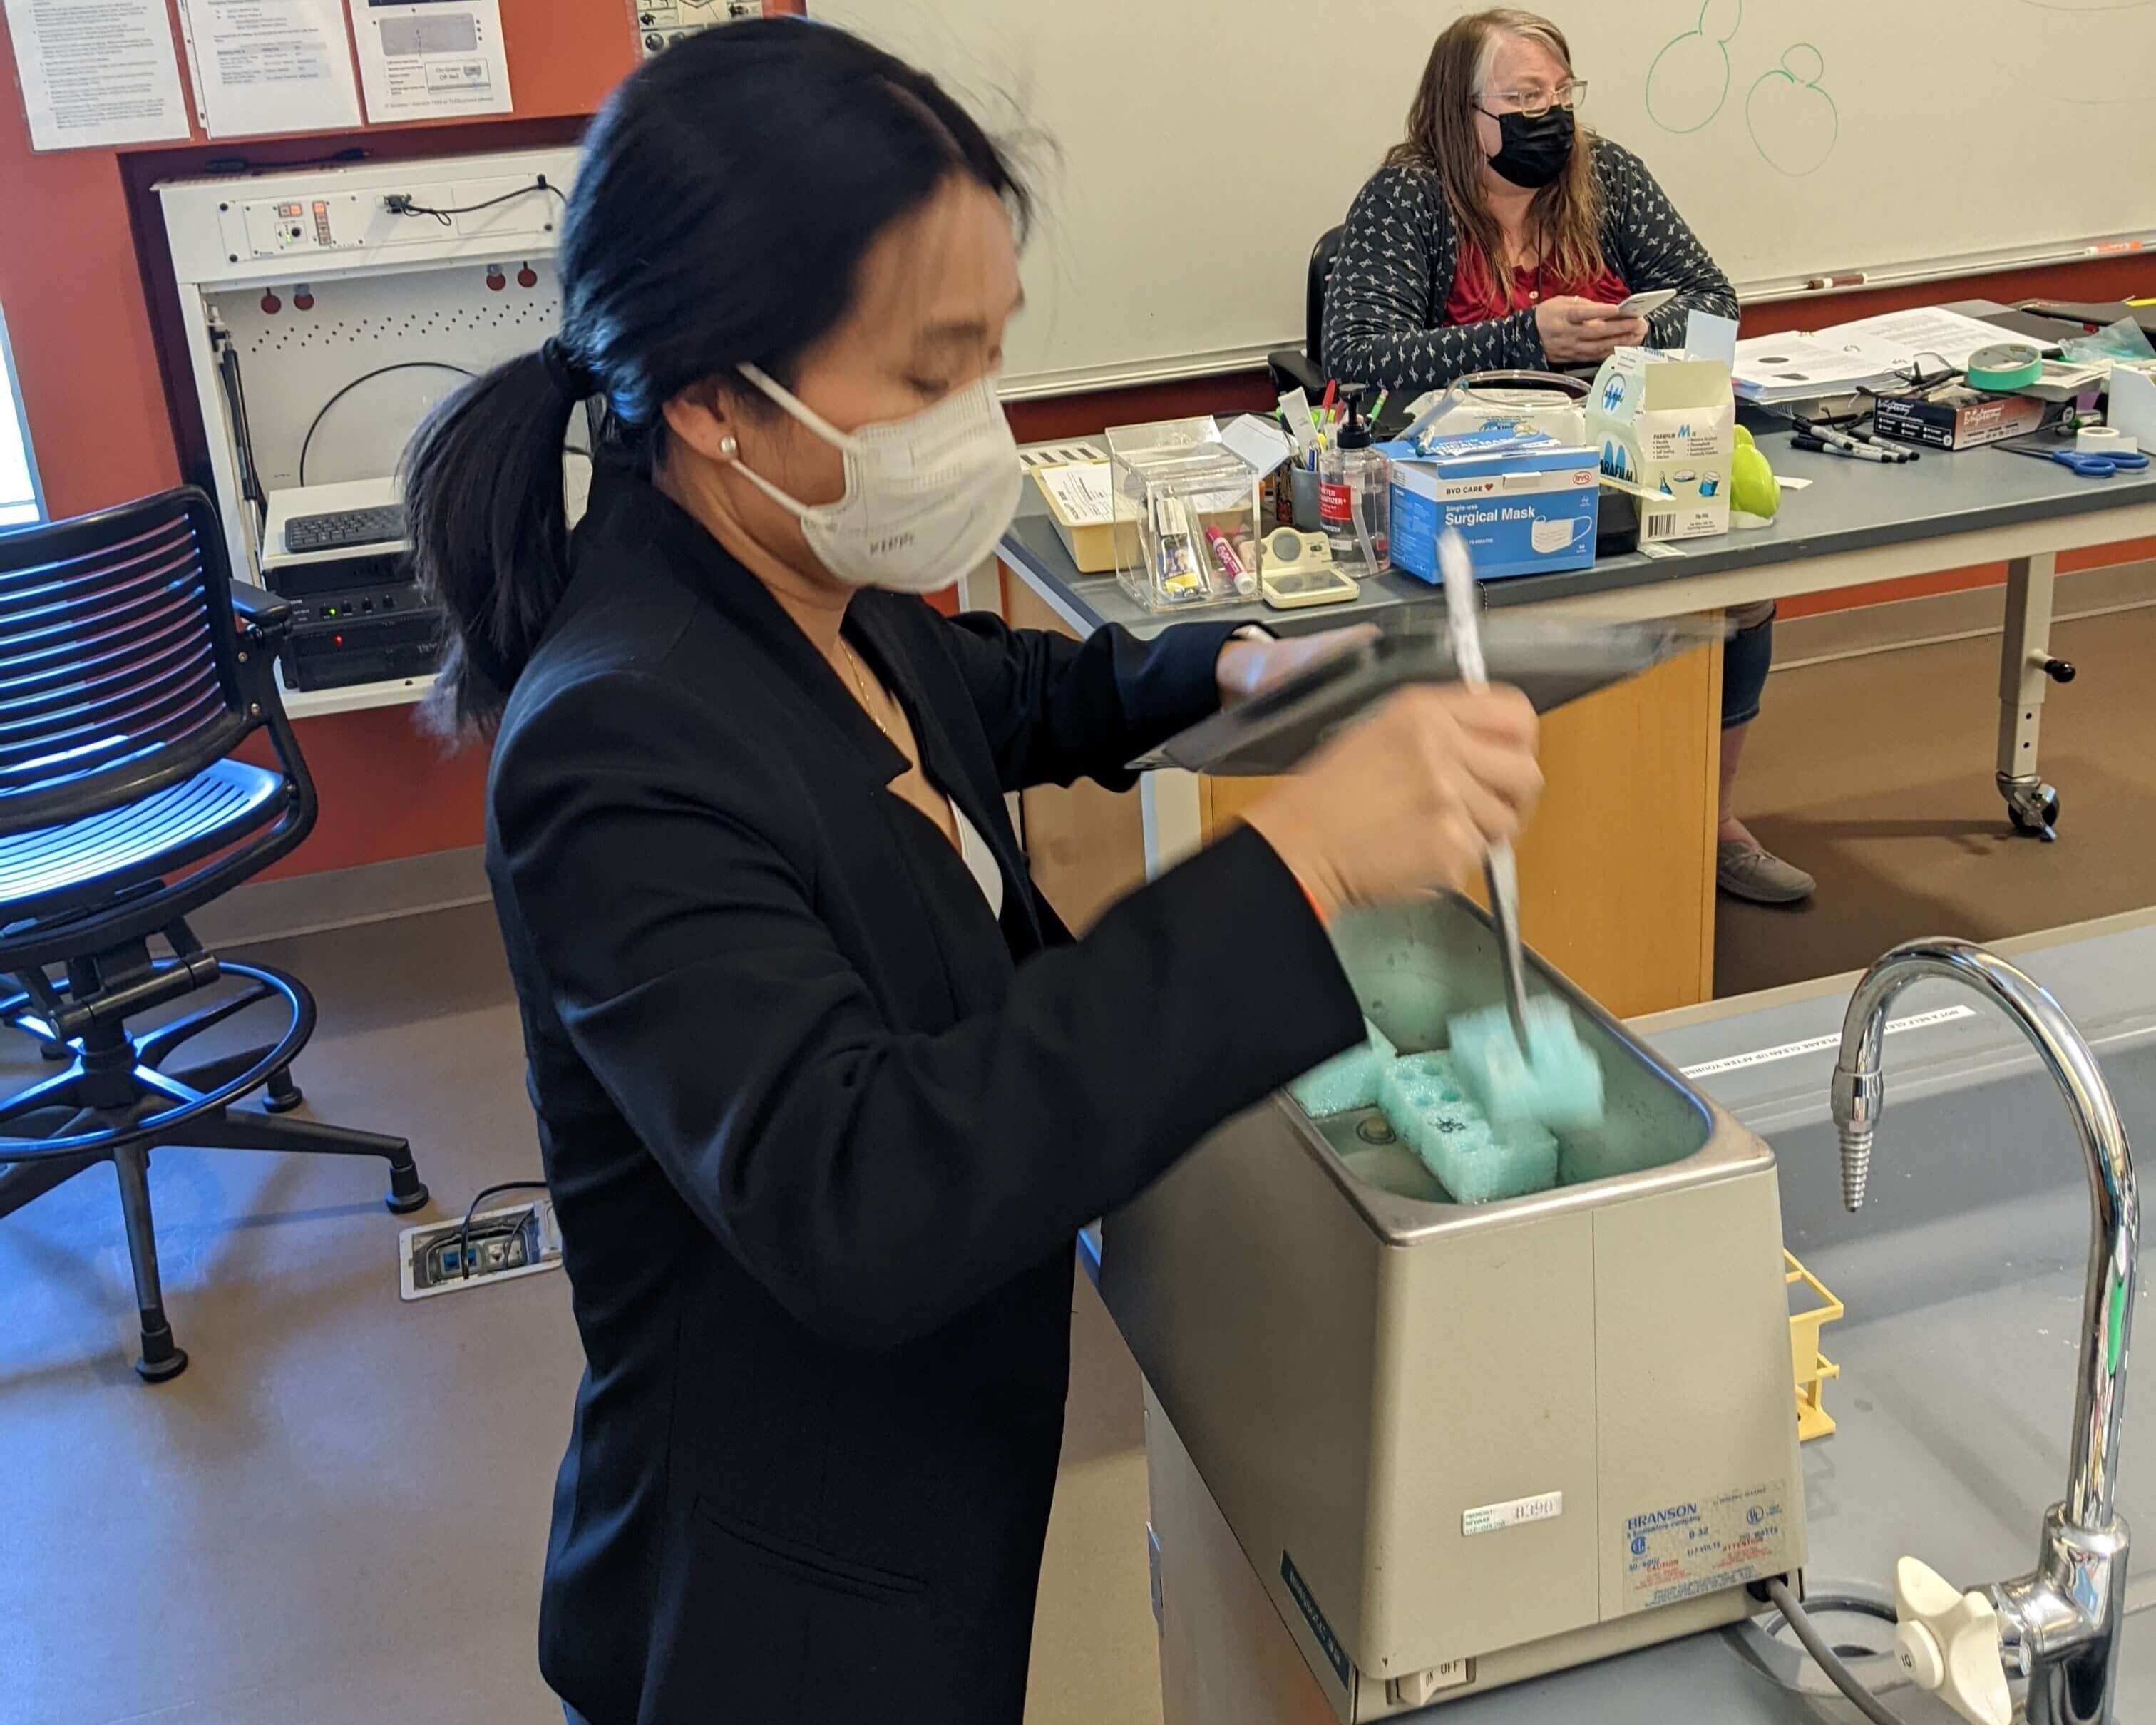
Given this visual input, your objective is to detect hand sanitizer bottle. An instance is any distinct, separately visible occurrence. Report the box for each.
[1318,388,1391,575]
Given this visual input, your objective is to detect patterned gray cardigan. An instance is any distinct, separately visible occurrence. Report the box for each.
[1320,138,1737,394]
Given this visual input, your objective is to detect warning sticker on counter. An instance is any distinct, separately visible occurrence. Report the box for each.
[1678,1005,1975,1080]
[1621,1480,1792,1609]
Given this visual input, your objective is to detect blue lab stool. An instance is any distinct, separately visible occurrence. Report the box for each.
[0,487,426,1381]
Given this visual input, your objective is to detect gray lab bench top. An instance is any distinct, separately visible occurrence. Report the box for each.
[1094,910,2156,1722]
[1001,424,2156,640]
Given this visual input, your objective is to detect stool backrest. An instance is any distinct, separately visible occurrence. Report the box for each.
[0,489,252,834]
[1307,226,1345,379]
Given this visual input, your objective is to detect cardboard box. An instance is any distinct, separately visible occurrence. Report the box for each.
[1871,389,2043,451]
[1586,350,1732,541]
[1384,426,1599,583]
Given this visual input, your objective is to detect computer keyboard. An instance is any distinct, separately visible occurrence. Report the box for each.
[283,504,406,554]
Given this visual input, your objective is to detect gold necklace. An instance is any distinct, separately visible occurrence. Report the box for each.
[838,638,891,739]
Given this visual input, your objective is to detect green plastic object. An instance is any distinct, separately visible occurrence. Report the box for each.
[1377,1051,1559,1204]
[1734,422,1755,451]
[1288,1019,1397,1117]
[1445,995,1606,1132]
[1730,444,1780,519]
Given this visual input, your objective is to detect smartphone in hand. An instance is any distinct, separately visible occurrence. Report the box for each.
[1615,287,1678,318]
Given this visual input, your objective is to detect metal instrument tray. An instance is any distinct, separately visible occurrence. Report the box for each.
[1130,615,1727,777]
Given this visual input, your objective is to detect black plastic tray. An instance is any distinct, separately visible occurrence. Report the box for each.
[1131,616,1728,777]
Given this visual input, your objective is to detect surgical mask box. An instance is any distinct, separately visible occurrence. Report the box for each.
[1384,427,1600,584]
[1101,897,1805,1720]
[1105,418,1263,612]
[1585,350,1732,542]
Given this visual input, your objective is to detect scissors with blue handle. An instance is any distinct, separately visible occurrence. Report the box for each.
[2001,442,2151,478]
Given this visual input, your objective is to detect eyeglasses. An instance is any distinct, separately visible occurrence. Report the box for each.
[1479,80,1587,118]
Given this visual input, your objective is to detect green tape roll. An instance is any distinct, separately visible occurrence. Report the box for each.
[1966,342,2043,392]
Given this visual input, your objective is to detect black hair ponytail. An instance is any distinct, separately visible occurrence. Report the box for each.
[401,17,1031,738]
[401,352,574,736]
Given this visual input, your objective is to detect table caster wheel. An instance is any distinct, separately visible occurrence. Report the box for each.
[2007,785,2060,843]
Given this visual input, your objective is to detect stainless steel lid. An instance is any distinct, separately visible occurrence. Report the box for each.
[1129,615,1728,777]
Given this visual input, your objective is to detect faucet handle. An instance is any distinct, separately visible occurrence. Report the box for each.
[1894,1557,2013,1725]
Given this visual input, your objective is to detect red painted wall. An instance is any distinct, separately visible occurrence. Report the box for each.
[0,9,2145,876]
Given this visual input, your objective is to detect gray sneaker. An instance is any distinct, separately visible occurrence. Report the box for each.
[1717,840,1817,905]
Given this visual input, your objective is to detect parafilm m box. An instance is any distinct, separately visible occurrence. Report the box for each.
[1384,426,1600,583]
[1586,350,1733,542]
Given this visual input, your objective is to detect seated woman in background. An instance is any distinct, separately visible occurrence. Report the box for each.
[1325,6,1811,904]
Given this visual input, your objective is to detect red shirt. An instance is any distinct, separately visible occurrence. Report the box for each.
[1446,244,1628,326]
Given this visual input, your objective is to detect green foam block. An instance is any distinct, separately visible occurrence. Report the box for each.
[1446,996,1605,1132]
[1377,1052,1559,1204]
[1288,1018,1397,1117]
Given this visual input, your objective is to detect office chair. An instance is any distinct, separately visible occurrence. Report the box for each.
[0,487,425,1383]
[1266,225,1345,399]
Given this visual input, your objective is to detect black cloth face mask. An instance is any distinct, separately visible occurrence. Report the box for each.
[1482,106,1575,190]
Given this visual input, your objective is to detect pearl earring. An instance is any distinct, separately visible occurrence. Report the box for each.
[718,434,739,461]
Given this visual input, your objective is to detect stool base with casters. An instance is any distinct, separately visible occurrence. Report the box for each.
[0,935,427,1381]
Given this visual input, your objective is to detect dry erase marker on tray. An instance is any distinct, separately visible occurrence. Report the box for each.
[1794,434,1894,464]
[1205,525,1258,597]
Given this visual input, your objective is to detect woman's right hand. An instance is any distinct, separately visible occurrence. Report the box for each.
[1243,685,1542,921]
[1535,296,1650,364]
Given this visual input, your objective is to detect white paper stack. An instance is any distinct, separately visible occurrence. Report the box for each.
[1732,306,2056,406]
[1730,334,1904,406]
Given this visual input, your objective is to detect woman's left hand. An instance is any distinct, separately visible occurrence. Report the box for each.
[1217,624,1381,707]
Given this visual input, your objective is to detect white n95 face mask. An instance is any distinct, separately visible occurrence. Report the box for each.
[730,362,1023,594]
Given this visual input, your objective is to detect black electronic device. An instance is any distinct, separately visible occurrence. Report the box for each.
[280,581,443,691]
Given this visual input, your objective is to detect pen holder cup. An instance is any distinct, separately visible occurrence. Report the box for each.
[1288,466,1323,533]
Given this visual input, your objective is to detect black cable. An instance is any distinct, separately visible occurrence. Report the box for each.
[457,1179,550,1280]
[1763,1577,1907,1725]
[217,339,265,512]
[382,175,563,225]
[295,361,475,486]
[203,145,367,177]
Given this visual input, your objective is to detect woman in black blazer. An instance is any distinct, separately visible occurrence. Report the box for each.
[403,21,1541,1725]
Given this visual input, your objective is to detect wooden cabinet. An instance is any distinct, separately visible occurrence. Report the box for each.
[1001,563,1724,1016]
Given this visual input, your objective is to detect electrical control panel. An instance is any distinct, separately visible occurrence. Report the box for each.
[158,148,580,695]
[632,0,763,59]
[225,174,558,264]
[240,193,371,259]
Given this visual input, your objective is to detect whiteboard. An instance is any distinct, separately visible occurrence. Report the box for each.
[814,0,2156,396]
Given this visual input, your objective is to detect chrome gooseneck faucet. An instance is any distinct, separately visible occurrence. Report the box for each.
[1832,937,2138,1725]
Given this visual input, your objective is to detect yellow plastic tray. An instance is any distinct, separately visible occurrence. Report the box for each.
[1785,1249,1844,1442]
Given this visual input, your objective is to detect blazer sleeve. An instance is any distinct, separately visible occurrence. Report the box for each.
[938,610,1237,794]
[1322,164,1549,395]
[492,673,1365,1351]
[1596,141,1738,351]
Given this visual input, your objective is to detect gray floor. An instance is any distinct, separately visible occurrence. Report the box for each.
[0,909,1157,1725]
[1720,604,2156,995]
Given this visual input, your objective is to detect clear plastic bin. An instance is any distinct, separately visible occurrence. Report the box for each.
[1104,418,1262,613]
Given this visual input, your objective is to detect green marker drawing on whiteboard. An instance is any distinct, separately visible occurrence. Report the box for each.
[1746,43,1839,175]
[1644,0,1743,135]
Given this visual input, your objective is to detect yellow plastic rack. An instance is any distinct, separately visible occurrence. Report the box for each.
[1785,1250,1844,1442]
